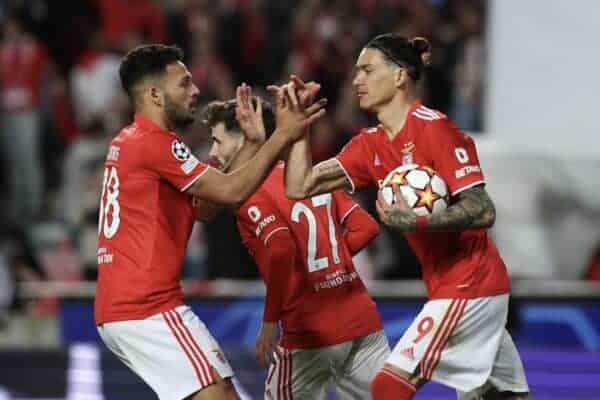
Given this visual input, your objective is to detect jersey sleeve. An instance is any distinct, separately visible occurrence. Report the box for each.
[236,193,293,323]
[332,191,380,255]
[335,133,371,193]
[236,191,289,250]
[143,134,210,192]
[332,190,360,224]
[426,118,485,196]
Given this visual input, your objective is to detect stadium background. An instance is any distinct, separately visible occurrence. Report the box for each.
[0,0,599,399]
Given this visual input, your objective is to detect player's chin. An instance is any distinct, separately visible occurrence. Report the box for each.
[358,97,372,110]
[177,114,196,126]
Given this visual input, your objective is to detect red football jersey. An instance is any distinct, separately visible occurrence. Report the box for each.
[237,163,382,349]
[95,115,209,324]
[336,101,510,299]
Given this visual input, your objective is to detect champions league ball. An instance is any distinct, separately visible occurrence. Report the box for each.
[380,164,450,216]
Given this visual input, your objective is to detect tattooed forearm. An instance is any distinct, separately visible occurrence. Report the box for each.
[386,211,416,231]
[314,159,346,180]
[302,159,351,196]
[427,185,496,231]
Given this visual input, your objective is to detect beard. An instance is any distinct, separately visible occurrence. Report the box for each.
[164,95,196,129]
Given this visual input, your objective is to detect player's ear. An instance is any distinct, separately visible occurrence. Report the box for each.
[149,86,164,107]
[394,67,408,89]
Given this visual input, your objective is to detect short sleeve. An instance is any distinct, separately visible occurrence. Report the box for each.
[335,133,372,192]
[427,118,485,196]
[144,134,209,191]
[332,191,360,224]
[236,192,289,251]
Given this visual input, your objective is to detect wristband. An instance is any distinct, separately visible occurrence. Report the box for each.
[415,215,428,232]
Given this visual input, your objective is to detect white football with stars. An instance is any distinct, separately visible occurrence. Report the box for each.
[380,164,450,216]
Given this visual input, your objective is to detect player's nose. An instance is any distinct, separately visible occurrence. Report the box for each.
[191,83,200,98]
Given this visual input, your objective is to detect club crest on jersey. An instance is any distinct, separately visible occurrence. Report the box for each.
[171,139,191,161]
[402,141,414,165]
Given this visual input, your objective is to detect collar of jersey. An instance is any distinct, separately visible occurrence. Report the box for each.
[133,114,174,135]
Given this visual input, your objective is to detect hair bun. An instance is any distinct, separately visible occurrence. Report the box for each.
[410,37,432,66]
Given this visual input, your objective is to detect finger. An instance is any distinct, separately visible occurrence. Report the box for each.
[303,83,321,106]
[290,74,306,89]
[375,193,387,217]
[303,108,326,125]
[376,189,387,207]
[243,84,252,110]
[391,184,407,206]
[236,85,243,106]
[304,98,328,115]
[267,85,286,109]
[285,83,299,108]
[239,83,247,109]
[255,96,263,115]
[266,84,283,92]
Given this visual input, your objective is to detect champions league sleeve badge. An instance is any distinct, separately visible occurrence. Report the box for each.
[171,139,191,161]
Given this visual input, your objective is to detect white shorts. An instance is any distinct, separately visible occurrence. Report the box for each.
[387,294,529,396]
[265,330,390,400]
[97,305,234,400]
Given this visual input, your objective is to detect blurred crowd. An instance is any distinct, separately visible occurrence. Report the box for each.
[2,0,557,321]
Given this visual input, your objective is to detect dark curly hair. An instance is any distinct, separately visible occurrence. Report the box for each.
[119,44,184,99]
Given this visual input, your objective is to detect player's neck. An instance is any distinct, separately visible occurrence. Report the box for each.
[377,93,417,140]
[136,108,170,132]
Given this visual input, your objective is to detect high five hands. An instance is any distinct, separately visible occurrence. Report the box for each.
[267,75,327,142]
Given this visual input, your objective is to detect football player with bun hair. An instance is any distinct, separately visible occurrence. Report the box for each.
[281,34,530,400]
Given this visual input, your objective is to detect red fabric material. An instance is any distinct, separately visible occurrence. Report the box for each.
[371,369,416,400]
[415,215,429,232]
[94,114,207,324]
[335,100,510,300]
[586,247,600,281]
[236,163,382,349]
[342,202,380,255]
[260,228,297,322]
[97,0,167,46]
[0,36,49,110]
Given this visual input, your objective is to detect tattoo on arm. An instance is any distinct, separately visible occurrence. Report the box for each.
[387,212,416,231]
[315,159,346,180]
[305,159,351,195]
[427,185,496,231]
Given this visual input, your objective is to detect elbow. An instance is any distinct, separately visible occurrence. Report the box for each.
[371,222,381,238]
[214,184,246,207]
[366,220,380,240]
[285,187,306,200]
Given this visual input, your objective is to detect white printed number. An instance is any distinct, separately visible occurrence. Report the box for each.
[291,193,340,273]
[455,147,469,164]
[98,166,121,239]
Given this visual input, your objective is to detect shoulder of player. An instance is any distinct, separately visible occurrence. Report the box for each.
[359,125,381,136]
[410,104,447,123]
[236,183,271,218]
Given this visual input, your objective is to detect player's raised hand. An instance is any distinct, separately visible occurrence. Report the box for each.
[266,83,327,142]
[255,321,281,368]
[290,74,321,107]
[376,184,417,231]
[235,83,266,143]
